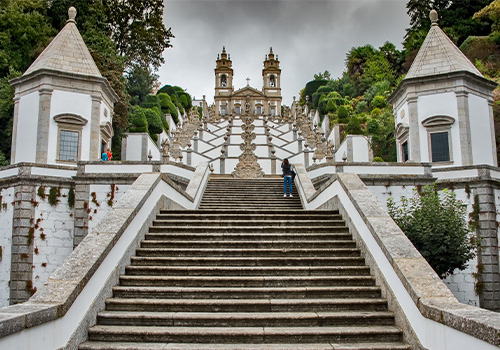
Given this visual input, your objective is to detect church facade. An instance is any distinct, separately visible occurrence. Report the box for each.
[214,47,282,117]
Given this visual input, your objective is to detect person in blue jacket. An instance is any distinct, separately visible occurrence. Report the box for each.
[281,158,293,197]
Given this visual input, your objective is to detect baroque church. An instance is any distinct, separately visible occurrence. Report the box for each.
[214,46,282,117]
[0,7,500,350]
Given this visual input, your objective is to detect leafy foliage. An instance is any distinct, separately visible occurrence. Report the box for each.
[387,184,476,277]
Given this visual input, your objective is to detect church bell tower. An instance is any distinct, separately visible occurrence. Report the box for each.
[215,46,234,97]
[262,47,282,116]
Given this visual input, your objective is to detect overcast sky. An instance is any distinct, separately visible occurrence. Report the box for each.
[158,0,410,105]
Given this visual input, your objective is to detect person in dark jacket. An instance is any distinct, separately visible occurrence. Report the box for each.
[281,158,293,197]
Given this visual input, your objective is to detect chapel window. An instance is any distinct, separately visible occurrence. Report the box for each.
[402,141,409,162]
[235,106,241,115]
[54,113,87,163]
[59,130,79,161]
[256,106,262,115]
[430,132,450,162]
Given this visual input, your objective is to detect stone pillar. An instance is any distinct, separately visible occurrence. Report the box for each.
[186,147,192,166]
[90,95,102,161]
[220,149,226,174]
[407,96,421,162]
[488,99,498,167]
[10,183,36,304]
[298,138,303,152]
[456,91,473,166]
[475,184,500,311]
[10,95,20,162]
[35,88,53,163]
[73,180,90,248]
[304,147,310,168]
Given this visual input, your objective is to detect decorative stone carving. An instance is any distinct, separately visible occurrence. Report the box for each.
[170,130,183,162]
[161,138,170,163]
[326,140,334,164]
[232,117,264,178]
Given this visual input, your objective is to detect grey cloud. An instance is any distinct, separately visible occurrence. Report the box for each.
[159,0,409,105]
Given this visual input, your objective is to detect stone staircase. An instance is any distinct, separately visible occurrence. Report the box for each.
[79,177,409,350]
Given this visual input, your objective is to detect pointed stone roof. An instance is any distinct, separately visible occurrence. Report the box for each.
[406,10,483,79]
[24,7,102,78]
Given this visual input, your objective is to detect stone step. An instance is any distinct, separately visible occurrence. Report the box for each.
[79,341,411,350]
[198,204,304,209]
[151,220,346,227]
[144,232,352,241]
[134,247,362,257]
[158,209,336,215]
[124,266,371,276]
[155,212,342,221]
[129,256,367,267]
[87,325,403,344]
[139,240,357,249]
[147,226,347,233]
[104,298,389,313]
[96,311,395,327]
[111,286,382,299]
[118,275,376,288]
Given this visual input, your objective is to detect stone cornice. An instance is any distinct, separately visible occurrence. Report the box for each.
[10,68,119,104]
[388,71,497,106]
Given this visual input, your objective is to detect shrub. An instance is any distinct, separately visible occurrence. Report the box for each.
[302,80,327,102]
[337,106,349,122]
[143,108,163,135]
[371,95,387,109]
[372,156,384,162]
[129,106,148,133]
[387,184,476,277]
[346,115,363,135]
[142,95,161,110]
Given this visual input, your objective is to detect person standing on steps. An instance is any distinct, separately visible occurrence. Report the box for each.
[281,158,293,197]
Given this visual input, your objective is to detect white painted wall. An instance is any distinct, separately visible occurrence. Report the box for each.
[32,187,74,292]
[88,184,130,233]
[125,134,144,161]
[469,94,495,166]
[0,187,14,307]
[15,92,39,163]
[352,136,371,162]
[417,93,460,164]
[50,90,92,164]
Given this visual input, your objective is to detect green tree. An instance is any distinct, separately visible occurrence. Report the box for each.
[127,65,158,106]
[387,184,476,277]
[0,0,56,77]
[314,70,331,80]
[346,115,363,135]
[106,0,174,70]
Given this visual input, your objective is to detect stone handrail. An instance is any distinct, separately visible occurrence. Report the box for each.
[293,166,500,349]
[0,167,208,349]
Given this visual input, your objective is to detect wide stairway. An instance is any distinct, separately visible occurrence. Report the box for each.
[80,177,409,350]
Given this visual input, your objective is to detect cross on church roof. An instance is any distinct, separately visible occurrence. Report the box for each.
[246,77,250,86]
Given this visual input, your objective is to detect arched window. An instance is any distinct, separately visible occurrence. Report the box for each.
[54,113,88,162]
[270,75,275,87]
[422,115,455,163]
[221,74,227,87]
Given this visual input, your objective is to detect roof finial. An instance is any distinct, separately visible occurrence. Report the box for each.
[222,46,226,53]
[68,7,77,22]
[430,9,438,26]
[270,47,273,53]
